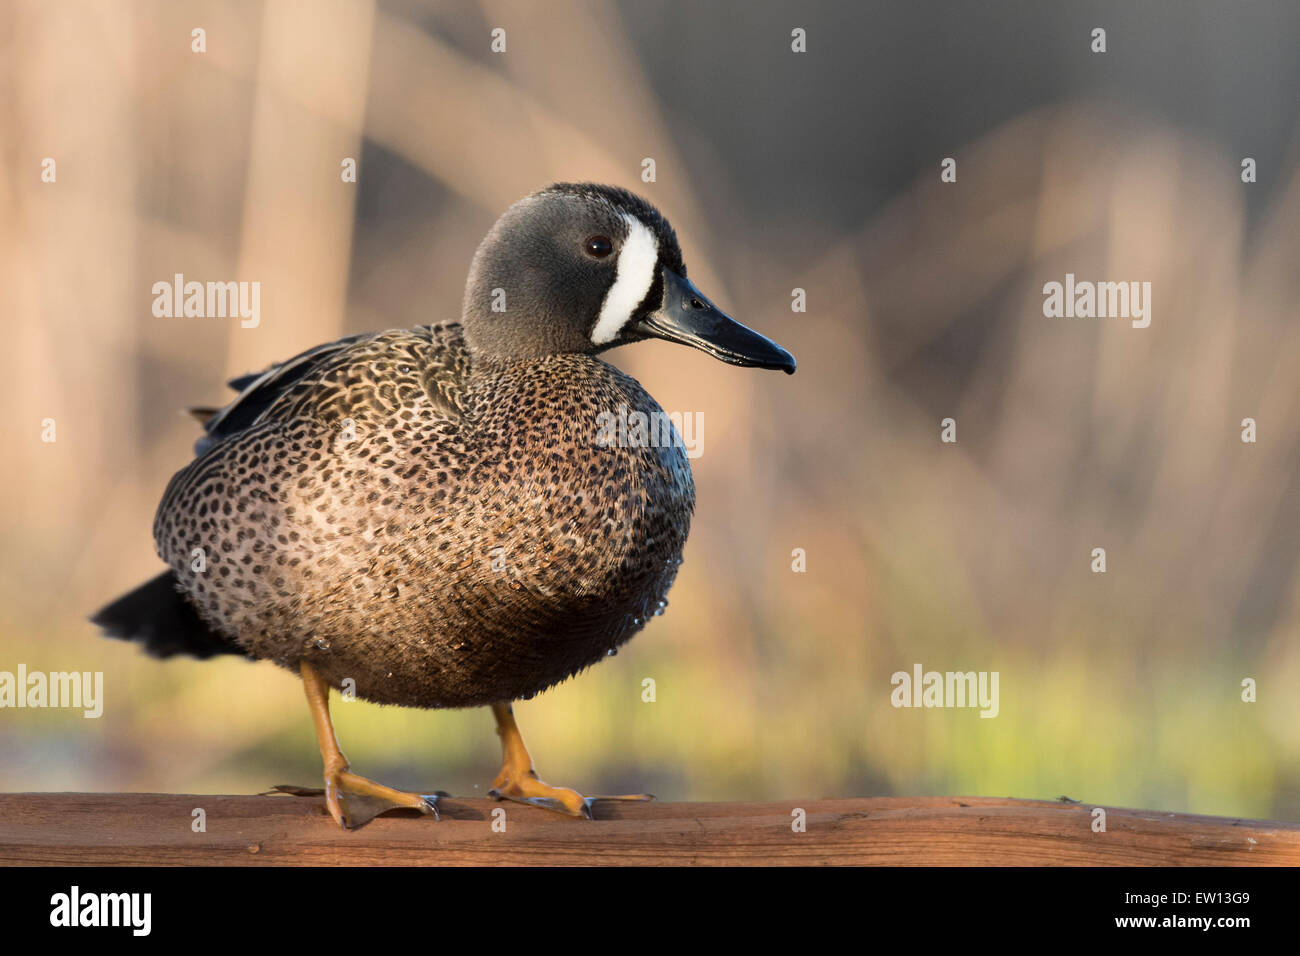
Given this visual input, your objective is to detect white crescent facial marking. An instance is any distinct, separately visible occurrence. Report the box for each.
[590,214,659,346]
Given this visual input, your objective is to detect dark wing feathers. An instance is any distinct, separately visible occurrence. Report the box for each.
[191,326,466,457]
[195,332,371,454]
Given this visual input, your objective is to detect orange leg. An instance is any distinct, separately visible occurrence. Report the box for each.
[300,660,439,829]
[487,701,654,818]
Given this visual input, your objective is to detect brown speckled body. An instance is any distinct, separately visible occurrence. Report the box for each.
[155,324,694,708]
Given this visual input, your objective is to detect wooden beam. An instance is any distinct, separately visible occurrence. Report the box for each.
[2,793,1297,866]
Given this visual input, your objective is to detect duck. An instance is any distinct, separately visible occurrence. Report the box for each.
[93,182,796,827]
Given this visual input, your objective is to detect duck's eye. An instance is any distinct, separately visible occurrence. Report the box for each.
[585,235,614,258]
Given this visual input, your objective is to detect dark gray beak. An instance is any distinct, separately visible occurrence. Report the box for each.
[634,270,796,374]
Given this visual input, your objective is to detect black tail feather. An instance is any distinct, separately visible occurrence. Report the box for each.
[91,571,244,660]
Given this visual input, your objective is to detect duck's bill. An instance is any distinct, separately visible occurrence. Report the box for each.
[634,270,796,374]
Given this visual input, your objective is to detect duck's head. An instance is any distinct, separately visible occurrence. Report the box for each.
[462,183,796,374]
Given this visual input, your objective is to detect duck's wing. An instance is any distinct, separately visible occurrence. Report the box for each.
[191,325,468,456]
[191,333,371,456]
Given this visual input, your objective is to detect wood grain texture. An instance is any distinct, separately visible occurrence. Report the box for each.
[2,793,1297,866]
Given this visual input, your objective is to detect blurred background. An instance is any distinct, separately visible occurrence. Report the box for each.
[2,0,1299,822]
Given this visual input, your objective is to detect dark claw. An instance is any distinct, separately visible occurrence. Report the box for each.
[418,794,442,821]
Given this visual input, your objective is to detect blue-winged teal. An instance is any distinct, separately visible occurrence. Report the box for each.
[94,183,795,826]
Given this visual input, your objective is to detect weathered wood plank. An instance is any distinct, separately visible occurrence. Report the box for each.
[1,793,1296,866]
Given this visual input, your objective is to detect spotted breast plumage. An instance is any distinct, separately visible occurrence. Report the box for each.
[94,183,795,826]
